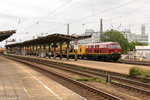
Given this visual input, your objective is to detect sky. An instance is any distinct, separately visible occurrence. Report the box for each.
[1,0,150,47]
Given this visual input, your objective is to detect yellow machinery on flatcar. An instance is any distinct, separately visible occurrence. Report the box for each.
[69,45,86,58]
[55,45,86,58]
[55,45,68,57]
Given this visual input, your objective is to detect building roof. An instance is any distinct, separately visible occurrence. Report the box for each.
[6,33,92,47]
[0,30,16,42]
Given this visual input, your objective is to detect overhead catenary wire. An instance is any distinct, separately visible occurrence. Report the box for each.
[37,0,73,23]
[25,0,138,31]
[45,0,139,33]
[69,0,138,24]
[23,0,73,31]
[31,0,48,15]
[21,0,140,40]
[81,1,150,28]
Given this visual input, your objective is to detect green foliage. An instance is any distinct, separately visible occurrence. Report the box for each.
[101,29,129,54]
[128,41,147,51]
[129,66,150,77]
[76,77,106,83]
[129,67,143,76]
[143,70,150,77]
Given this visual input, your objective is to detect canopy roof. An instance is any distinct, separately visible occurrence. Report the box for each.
[0,30,16,42]
[6,33,92,47]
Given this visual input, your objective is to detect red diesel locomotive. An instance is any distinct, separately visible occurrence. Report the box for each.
[84,42,121,61]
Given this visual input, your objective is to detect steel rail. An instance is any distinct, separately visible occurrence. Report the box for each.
[4,55,150,96]
[5,56,122,100]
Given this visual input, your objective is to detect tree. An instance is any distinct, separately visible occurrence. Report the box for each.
[101,29,129,54]
[128,41,147,51]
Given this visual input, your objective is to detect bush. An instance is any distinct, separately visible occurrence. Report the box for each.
[129,67,143,76]
[144,70,150,77]
[129,66,150,77]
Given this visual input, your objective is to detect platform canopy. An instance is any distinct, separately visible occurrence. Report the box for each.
[6,33,92,47]
[0,30,16,42]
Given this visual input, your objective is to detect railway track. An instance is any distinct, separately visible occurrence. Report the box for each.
[4,55,150,97]
[4,55,122,100]
[4,56,150,96]
[118,59,150,66]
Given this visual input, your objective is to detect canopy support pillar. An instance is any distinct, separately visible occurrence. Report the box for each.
[60,42,62,59]
[66,42,70,60]
[74,39,78,61]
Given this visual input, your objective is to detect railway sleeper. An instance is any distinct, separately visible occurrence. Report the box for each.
[6,55,150,92]
[5,55,122,100]
[111,81,150,96]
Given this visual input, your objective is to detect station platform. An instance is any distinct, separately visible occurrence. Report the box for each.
[0,56,85,100]
[9,54,150,74]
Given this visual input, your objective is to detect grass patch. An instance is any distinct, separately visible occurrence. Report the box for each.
[76,77,106,83]
[129,66,150,77]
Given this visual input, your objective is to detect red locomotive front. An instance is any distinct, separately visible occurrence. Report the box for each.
[85,42,121,61]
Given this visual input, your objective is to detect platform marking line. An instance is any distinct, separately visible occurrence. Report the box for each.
[5,57,86,100]
[20,63,87,100]
[23,87,31,98]
[12,62,63,100]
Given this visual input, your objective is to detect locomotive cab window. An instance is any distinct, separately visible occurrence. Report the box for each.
[110,44,121,48]
[99,45,102,48]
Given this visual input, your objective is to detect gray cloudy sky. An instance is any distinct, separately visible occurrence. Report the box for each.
[1,0,150,46]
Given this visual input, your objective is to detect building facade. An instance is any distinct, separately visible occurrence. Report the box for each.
[78,26,149,46]
[123,32,148,43]
[122,25,148,43]
[135,46,150,60]
[78,29,100,46]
